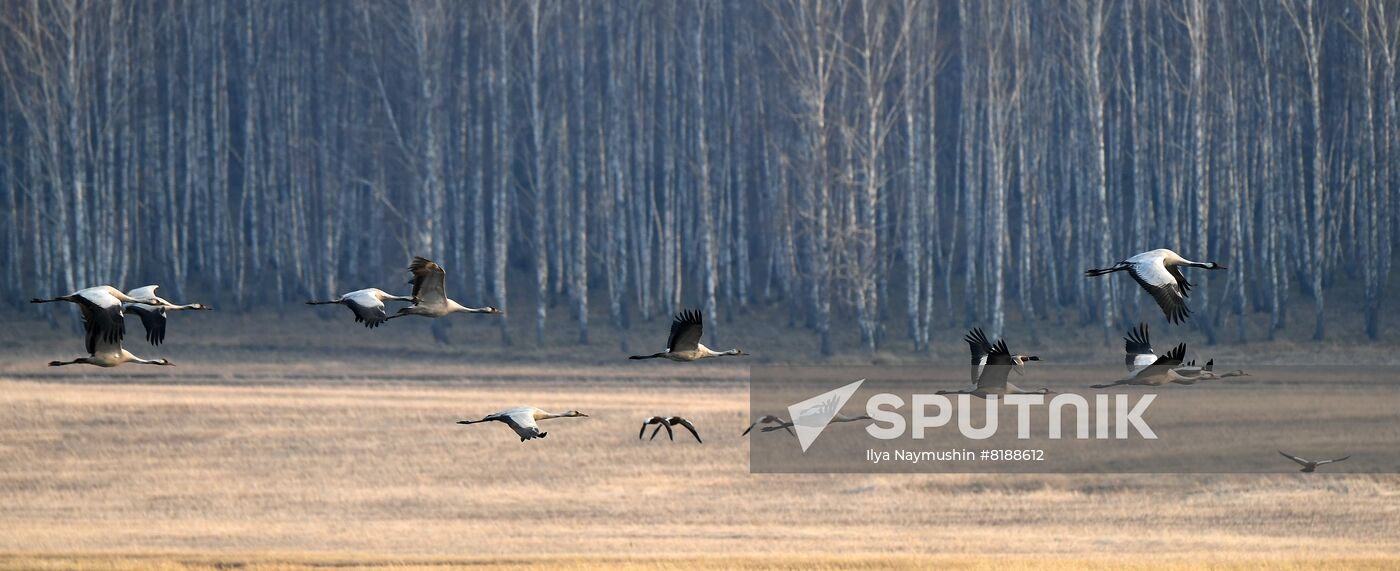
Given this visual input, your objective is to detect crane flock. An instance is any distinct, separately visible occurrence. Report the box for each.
[27,250,1345,471]
[32,285,204,368]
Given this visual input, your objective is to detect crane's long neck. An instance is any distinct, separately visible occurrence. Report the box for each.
[698,344,743,357]
[110,349,154,366]
[448,300,493,314]
[1170,254,1213,268]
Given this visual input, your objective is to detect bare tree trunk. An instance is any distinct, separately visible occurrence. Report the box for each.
[694,1,718,343]
[526,0,549,345]
[492,3,513,344]
[1284,0,1328,340]
[1077,0,1115,338]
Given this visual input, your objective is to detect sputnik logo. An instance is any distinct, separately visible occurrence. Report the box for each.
[787,379,865,452]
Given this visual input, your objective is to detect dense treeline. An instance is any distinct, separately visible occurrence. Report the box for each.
[1,0,1396,352]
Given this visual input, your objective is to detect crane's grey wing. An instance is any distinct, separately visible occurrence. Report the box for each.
[965,328,993,387]
[1136,343,1186,380]
[1278,451,1310,466]
[639,416,665,439]
[762,417,797,436]
[1173,359,1202,376]
[88,331,123,359]
[744,416,793,436]
[1124,323,1155,372]
[501,409,544,440]
[1160,344,1186,368]
[670,417,702,443]
[1128,354,1157,372]
[75,296,125,355]
[971,355,987,388]
[126,305,168,346]
[344,294,389,329]
[649,422,673,441]
[1165,264,1193,297]
[976,339,1015,390]
[1127,262,1190,324]
[408,257,448,305]
[126,285,160,302]
[666,309,704,352]
[501,418,542,440]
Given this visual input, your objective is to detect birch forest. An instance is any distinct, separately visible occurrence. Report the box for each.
[1,0,1397,353]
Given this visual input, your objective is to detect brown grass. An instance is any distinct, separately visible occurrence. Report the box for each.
[1,374,1398,568]
[3,306,1400,568]
[2,553,1399,570]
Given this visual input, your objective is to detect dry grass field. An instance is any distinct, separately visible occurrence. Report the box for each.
[2,309,1399,569]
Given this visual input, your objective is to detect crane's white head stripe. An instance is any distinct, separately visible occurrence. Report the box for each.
[787,379,865,453]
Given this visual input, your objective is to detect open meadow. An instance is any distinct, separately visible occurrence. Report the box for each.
[5,0,1400,565]
[1,309,1399,569]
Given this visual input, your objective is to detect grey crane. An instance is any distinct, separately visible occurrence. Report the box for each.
[123,285,211,345]
[390,257,502,320]
[1085,248,1226,324]
[939,329,1050,397]
[307,287,415,328]
[456,406,587,442]
[629,309,747,362]
[639,416,703,443]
